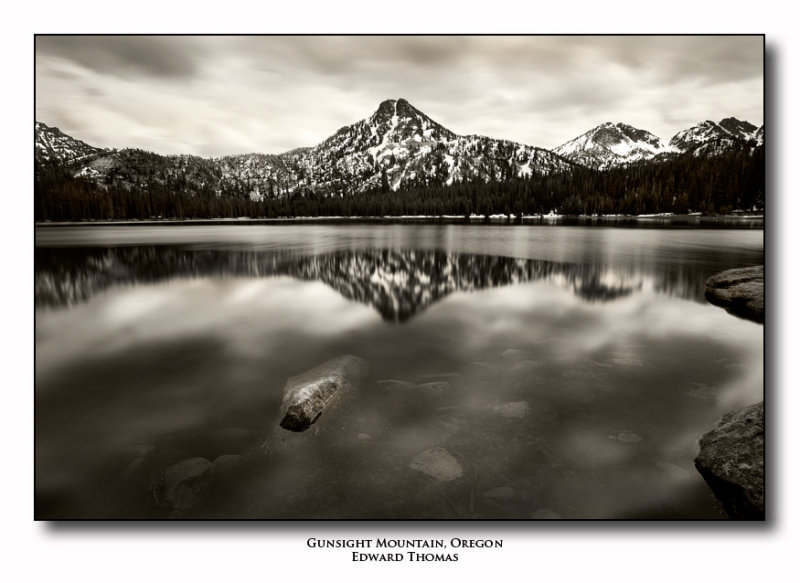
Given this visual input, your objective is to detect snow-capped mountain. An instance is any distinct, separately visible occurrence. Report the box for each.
[718,117,758,139]
[553,122,676,169]
[252,98,574,196]
[35,121,104,164]
[36,98,575,199]
[669,117,762,155]
[35,103,764,206]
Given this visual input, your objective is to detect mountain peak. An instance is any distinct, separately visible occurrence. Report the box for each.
[554,122,673,169]
[374,98,417,119]
[718,117,758,136]
[278,97,573,193]
[35,121,103,163]
[670,117,761,152]
[361,97,456,148]
[375,98,397,117]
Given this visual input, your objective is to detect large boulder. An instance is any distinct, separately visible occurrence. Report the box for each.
[694,401,764,519]
[705,266,764,323]
[278,355,369,432]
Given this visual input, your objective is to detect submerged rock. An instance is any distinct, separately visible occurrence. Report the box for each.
[705,265,764,323]
[409,447,464,482]
[694,401,764,519]
[210,454,243,475]
[156,457,211,513]
[119,445,156,480]
[122,446,190,494]
[171,427,267,459]
[489,401,530,419]
[279,355,369,432]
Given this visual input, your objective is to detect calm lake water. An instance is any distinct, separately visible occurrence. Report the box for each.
[35,223,764,519]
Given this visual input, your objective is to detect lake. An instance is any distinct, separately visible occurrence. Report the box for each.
[34,223,764,519]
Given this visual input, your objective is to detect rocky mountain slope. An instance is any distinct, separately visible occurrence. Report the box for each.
[287,98,574,194]
[35,121,104,164]
[554,117,763,169]
[669,117,763,155]
[35,104,764,210]
[553,122,677,169]
[35,98,575,200]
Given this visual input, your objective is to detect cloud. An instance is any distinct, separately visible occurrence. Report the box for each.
[34,35,764,156]
[36,35,206,79]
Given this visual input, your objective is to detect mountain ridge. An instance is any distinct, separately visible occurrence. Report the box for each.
[553,117,763,169]
[36,98,579,198]
[35,100,763,208]
[668,117,762,153]
[553,122,677,169]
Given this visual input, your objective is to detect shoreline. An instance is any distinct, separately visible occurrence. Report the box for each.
[34,214,765,228]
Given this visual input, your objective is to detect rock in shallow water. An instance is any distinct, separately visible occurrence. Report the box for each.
[695,401,764,519]
[279,355,369,432]
[409,447,464,482]
[704,265,764,323]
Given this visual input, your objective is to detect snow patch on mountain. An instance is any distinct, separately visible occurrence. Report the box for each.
[269,98,573,194]
[554,122,676,169]
[35,121,104,164]
[35,105,762,200]
[669,118,762,155]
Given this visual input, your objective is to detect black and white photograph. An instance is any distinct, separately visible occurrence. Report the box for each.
[33,34,766,522]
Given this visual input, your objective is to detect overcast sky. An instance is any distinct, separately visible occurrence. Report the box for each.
[35,35,764,157]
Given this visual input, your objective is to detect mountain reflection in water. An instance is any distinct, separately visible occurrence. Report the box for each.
[33,246,720,321]
[35,246,705,322]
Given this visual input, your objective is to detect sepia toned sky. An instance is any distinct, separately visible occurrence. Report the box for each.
[35,35,764,157]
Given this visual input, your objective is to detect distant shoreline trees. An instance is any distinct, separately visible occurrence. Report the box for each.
[35,145,764,222]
